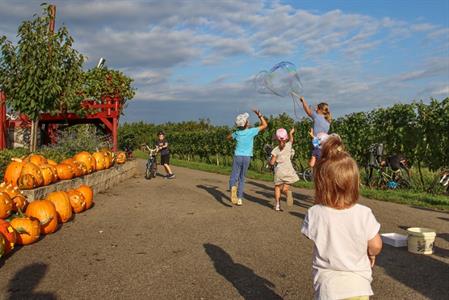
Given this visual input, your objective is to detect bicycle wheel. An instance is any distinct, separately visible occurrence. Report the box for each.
[303,168,313,182]
[396,169,411,189]
[145,164,152,179]
[397,178,411,189]
[151,161,157,178]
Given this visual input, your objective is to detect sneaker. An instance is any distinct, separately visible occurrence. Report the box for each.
[230,186,238,204]
[167,174,176,179]
[275,203,281,211]
[286,191,293,207]
[237,198,243,206]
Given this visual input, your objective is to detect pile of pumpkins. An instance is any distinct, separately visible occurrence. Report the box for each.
[3,149,127,190]
[0,184,94,258]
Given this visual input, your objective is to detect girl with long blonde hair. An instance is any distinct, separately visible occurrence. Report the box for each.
[301,135,383,300]
[299,96,332,167]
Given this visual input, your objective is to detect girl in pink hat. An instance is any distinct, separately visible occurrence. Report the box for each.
[269,127,299,211]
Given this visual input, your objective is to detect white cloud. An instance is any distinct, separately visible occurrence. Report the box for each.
[1,0,448,123]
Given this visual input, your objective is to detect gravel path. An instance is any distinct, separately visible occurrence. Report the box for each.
[0,160,448,299]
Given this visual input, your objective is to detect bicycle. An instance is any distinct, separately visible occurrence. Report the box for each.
[142,144,158,180]
[364,143,411,189]
[294,160,313,182]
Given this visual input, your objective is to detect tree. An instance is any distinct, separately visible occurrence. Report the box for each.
[83,67,135,108]
[0,4,84,151]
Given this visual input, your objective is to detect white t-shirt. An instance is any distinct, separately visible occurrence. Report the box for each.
[301,204,381,300]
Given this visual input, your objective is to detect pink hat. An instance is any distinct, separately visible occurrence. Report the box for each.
[276,128,288,141]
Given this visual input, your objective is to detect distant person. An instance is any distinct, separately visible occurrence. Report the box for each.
[299,96,332,168]
[301,135,383,300]
[227,109,267,205]
[156,131,175,179]
[270,127,299,211]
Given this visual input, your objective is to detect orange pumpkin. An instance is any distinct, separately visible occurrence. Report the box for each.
[12,195,28,212]
[0,219,17,254]
[56,164,75,180]
[116,151,127,164]
[3,159,24,186]
[18,174,36,190]
[25,200,59,234]
[60,158,74,166]
[46,191,73,223]
[61,159,84,177]
[10,216,41,245]
[73,160,88,176]
[73,152,96,173]
[47,164,59,183]
[101,150,114,168]
[47,159,58,166]
[66,189,86,213]
[76,185,93,209]
[0,192,13,219]
[25,154,47,166]
[21,162,44,187]
[0,183,28,212]
[39,164,57,186]
[0,182,20,197]
[92,152,106,170]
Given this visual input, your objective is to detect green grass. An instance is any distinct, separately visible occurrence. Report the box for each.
[133,150,449,211]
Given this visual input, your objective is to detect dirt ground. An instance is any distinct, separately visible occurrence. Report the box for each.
[0,160,448,300]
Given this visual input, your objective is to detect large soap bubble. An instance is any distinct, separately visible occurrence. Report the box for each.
[254,61,302,97]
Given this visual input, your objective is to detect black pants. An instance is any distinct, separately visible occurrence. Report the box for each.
[161,154,170,165]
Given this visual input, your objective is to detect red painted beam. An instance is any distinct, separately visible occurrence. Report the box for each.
[1,95,123,150]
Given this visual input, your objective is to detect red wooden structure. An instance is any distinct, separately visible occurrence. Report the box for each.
[0,90,122,151]
[0,5,123,152]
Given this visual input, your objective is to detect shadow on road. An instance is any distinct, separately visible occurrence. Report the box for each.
[7,262,56,300]
[247,180,314,202]
[250,190,312,210]
[438,233,449,242]
[377,246,449,299]
[244,192,274,209]
[289,211,305,220]
[204,243,282,300]
[196,185,232,207]
[409,206,449,214]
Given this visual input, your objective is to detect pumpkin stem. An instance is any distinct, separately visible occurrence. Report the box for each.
[16,207,26,218]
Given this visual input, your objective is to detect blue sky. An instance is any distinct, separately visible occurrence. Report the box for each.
[1,0,448,124]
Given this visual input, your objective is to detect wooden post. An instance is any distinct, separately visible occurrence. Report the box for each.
[0,91,6,149]
[49,5,56,34]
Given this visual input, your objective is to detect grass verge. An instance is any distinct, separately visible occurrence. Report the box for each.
[134,150,449,211]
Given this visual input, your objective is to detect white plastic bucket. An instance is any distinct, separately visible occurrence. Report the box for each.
[407,227,436,255]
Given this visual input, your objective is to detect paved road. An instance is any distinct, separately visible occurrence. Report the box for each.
[1,160,448,299]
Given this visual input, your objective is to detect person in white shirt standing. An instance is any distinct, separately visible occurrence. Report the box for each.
[301,135,383,300]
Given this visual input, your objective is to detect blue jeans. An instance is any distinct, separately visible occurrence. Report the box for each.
[229,156,251,198]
